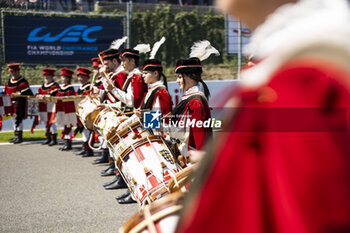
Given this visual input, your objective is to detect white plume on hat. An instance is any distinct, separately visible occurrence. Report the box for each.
[133,44,151,54]
[150,37,166,59]
[110,36,128,50]
[189,40,220,61]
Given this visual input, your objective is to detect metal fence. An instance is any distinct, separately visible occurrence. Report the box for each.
[0,0,214,11]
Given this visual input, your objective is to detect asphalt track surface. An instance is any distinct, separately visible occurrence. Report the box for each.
[0,140,139,233]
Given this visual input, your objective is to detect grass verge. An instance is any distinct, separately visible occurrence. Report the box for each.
[0,129,82,143]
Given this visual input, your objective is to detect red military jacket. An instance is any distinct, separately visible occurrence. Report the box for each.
[140,82,172,116]
[111,70,127,90]
[4,76,33,115]
[56,83,75,96]
[37,81,60,96]
[104,70,127,103]
[4,76,32,96]
[76,82,90,96]
[177,57,350,233]
[123,72,148,108]
[171,88,212,150]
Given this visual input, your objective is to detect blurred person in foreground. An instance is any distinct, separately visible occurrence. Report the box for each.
[176,0,350,233]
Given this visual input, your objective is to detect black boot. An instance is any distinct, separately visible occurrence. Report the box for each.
[101,156,114,174]
[48,134,57,146]
[82,148,93,157]
[13,131,23,144]
[59,140,67,151]
[93,149,109,164]
[42,133,52,145]
[101,157,115,176]
[101,167,115,176]
[62,140,72,151]
[75,141,87,155]
[103,175,120,187]
[104,175,127,190]
[116,190,131,200]
[116,191,136,204]
[9,131,18,143]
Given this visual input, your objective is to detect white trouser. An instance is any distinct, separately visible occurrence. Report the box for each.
[64,125,73,140]
[12,115,23,131]
[101,138,108,149]
[50,122,57,134]
[82,129,90,142]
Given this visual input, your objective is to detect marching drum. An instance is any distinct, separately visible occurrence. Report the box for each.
[76,95,101,130]
[108,121,154,157]
[120,191,184,233]
[114,134,183,205]
[93,106,128,139]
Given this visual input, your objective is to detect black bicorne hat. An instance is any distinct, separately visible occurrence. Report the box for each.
[120,49,140,59]
[142,59,163,72]
[174,57,202,74]
[101,49,119,60]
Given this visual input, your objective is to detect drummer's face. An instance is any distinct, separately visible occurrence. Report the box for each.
[142,70,158,84]
[77,74,88,84]
[176,74,185,91]
[121,57,134,72]
[103,59,115,73]
[44,75,54,83]
[60,75,70,84]
[10,70,20,79]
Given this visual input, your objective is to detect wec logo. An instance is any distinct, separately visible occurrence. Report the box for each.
[27,25,103,43]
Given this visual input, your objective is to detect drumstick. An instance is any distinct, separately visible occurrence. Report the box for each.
[132,129,148,140]
[90,72,97,91]
[10,94,85,102]
[161,112,172,120]
[98,53,115,88]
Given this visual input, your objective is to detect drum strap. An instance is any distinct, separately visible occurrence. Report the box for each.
[140,86,165,110]
[122,77,132,92]
[120,77,132,109]
[171,94,208,123]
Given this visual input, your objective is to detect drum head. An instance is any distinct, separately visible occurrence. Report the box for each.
[85,109,100,131]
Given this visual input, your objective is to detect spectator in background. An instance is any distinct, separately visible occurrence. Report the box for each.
[76,0,83,11]
[87,0,93,11]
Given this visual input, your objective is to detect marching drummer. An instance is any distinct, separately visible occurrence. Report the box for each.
[101,48,148,110]
[71,67,94,157]
[4,63,33,144]
[117,59,172,131]
[163,41,219,160]
[93,49,127,103]
[91,49,128,167]
[96,47,148,203]
[56,68,76,151]
[36,68,60,146]
[164,58,212,160]
[97,48,148,179]
[113,58,173,205]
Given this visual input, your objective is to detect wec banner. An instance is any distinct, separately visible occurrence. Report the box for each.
[4,14,124,63]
